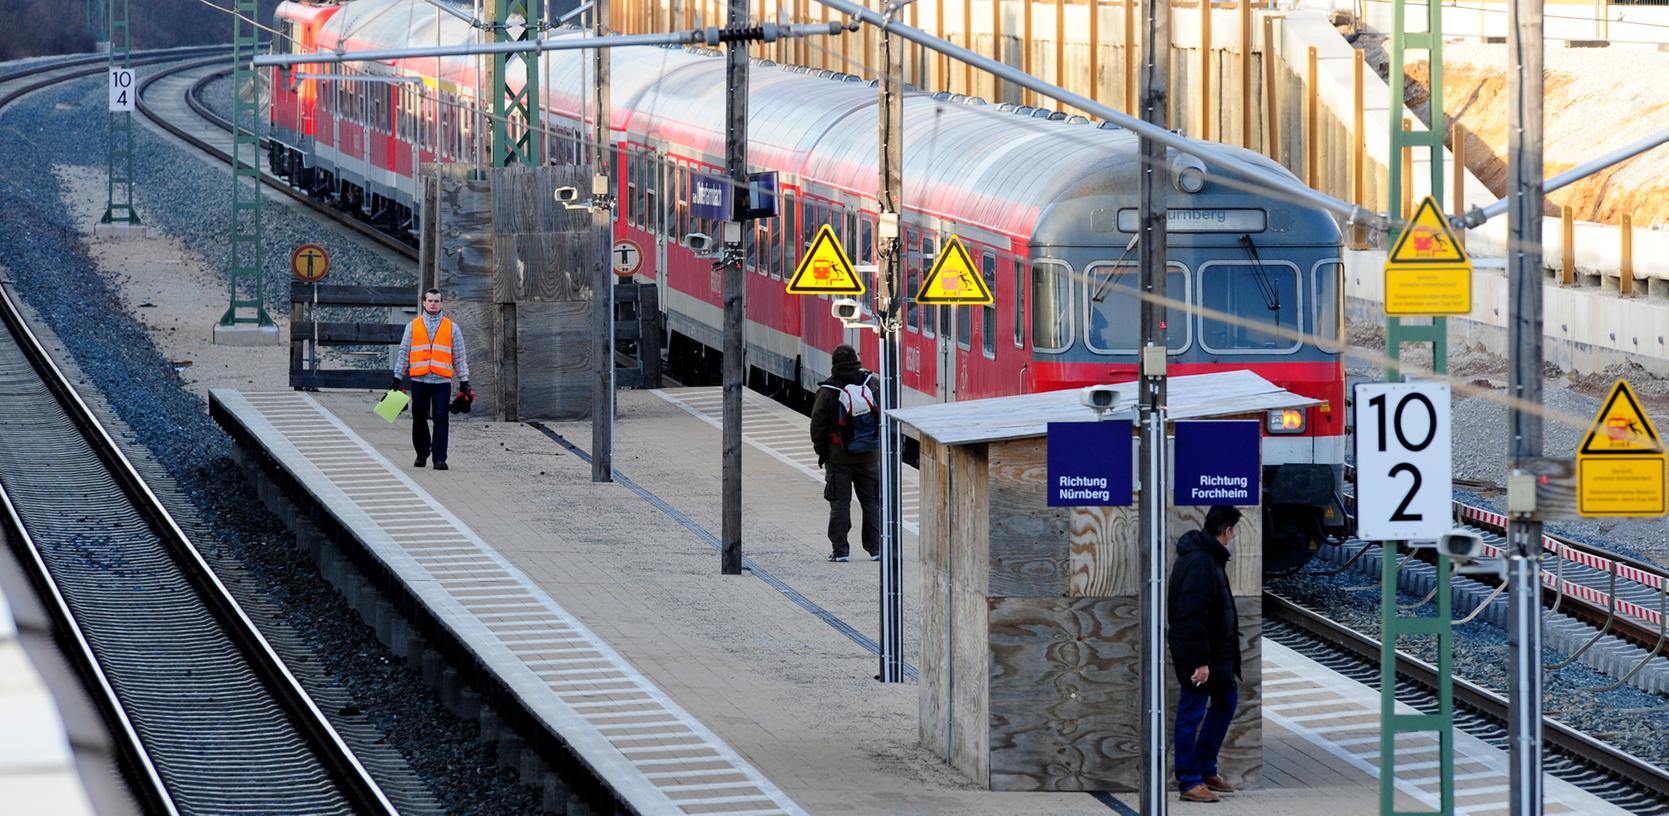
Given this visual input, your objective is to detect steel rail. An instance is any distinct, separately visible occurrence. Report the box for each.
[133,59,420,261]
[1342,463,1669,655]
[0,49,398,812]
[0,271,398,816]
[1266,592,1669,801]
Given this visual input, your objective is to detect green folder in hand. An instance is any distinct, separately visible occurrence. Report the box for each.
[374,389,411,423]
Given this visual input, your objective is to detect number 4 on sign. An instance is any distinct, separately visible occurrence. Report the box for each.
[1353,382,1452,541]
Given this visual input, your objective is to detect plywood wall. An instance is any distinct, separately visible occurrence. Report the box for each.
[919,431,1264,791]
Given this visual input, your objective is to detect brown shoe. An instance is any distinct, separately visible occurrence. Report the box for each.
[1180,784,1220,803]
[1204,774,1236,793]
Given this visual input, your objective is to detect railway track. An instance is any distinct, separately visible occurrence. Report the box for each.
[1340,462,1669,660]
[0,51,399,815]
[1266,593,1669,813]
[134,58,420,260]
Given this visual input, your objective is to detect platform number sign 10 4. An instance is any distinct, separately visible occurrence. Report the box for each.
[109,68,135,112]
[1354,382,1452,541]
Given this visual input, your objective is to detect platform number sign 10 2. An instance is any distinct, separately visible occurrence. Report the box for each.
[109,68,136,112]
[1353,382,1452,541]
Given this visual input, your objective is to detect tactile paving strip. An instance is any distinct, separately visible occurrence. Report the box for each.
[218,390,805,816]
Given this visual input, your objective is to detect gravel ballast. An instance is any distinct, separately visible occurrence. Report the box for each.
[0,74,538,815]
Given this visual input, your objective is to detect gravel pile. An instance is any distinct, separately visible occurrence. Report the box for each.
[0,76,537,815]
[1270,569,1669,766]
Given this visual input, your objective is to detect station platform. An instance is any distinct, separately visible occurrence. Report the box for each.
[0,528,107,815]
[210,386,1631,815]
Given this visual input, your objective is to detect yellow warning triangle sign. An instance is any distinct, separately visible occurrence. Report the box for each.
[1387,196,1470,266]
[915,236,993,305]
[786,224,864,295]
[1579,379,1665,455]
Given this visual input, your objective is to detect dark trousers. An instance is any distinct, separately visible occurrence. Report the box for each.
[825,459,880,557]
[410,380,451,464]
[1174,683,1238,791]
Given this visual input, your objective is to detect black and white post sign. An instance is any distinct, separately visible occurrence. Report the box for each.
[1354,381,1451,540]
[109,68,136,112]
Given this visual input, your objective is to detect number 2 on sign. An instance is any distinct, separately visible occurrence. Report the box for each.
[1354,383,1451,541]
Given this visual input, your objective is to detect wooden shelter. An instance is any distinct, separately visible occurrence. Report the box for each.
[890,371,1321,792]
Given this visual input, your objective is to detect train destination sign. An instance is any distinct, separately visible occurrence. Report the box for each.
[916,236,993,305]
[290,244,330,283]
[1173,420,1261,506]
[1115,208,1267,233]
[690,174,730,221]
[785,224,864,295]
[1384,196,1472,316]
[1046,421,1133,507]
[1577,378,1666,517]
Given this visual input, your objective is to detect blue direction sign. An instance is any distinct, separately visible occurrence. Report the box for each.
[1047,421,1133,507]
[691,174,730,221]
[1174,420,1261,506]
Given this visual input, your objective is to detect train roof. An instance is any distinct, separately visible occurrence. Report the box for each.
[290,0,1324,240]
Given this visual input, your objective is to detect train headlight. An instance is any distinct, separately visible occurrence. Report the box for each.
[1171,153,1207,194]
[1266,408,1306,434]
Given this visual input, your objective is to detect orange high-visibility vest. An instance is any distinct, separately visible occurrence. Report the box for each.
[408,317,455,379]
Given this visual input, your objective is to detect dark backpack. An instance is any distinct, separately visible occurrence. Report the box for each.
[823,375,879,455]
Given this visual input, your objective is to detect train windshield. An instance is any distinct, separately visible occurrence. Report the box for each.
[1313,260,1344,352]
[1083,262,1189,353]
[1198,261,1302,353]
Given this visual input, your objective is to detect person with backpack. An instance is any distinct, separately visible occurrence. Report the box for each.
[809,344,881,562]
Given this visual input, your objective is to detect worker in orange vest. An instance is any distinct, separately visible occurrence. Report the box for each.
[392,288,471,470]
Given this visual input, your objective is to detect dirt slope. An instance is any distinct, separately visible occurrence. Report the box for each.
[1407,43,1669,226]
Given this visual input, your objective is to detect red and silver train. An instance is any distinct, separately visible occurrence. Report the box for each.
[266,0,1348,570]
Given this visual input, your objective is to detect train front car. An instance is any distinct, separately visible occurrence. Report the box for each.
[1028,143,1347,574]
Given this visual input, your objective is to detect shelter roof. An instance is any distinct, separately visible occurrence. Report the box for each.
[890,371,1320,446]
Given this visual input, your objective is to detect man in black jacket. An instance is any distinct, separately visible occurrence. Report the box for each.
[1167,505,1244,804]
[808,345,880,562]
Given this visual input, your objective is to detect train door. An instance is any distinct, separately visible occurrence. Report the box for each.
[654,148,670,282]
[929,232,956,403]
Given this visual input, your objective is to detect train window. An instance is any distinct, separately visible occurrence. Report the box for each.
[678,163,690,240]
[1312,259,1344,352]
[956,250,974,350]
[635,156,648,230]
[905,229,919,332]
[982,252,997,358]
[1013,261,1025,348]
[845,211,858,263]
[1031,259,1074,352]
[921,238,937,338]
[860,218,874,265]
[745,222,758,271]
[1198,261,1302,353]
[770,217,783,279]
[782,190,798,277]
[626,153,639,228]
[801,198,817,261]
[1082,262,1189,353]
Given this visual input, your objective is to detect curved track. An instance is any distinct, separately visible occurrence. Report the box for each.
[1341,463,1669,656]
[134,59,419,260]
[0,50,398,816]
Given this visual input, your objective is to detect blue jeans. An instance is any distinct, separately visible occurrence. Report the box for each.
[1175,682,1238,791]
[410,380,451,463]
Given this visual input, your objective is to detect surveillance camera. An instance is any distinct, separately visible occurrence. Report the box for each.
[554,186,580,203]
[831,298,861,322]
[684,232,712,253]
[1437,529,1483,565]
[1079,384,1122,413]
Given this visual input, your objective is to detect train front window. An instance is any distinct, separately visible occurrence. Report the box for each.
[1083,262,1189,353]
[1198,261,1302,353]
[1313,260,1344,352]
[1030,259,1073,352]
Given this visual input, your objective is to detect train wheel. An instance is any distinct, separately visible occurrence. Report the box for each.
[1263,504,1326,577]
